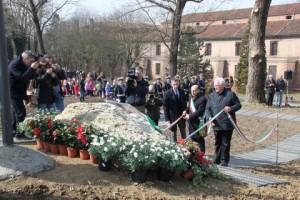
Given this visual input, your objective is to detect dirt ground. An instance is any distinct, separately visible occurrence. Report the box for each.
[0,151,299,200]
[1,96,300,200]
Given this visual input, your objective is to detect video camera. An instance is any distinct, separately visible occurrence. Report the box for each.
[127,68,137,88]
[127,68,137,79]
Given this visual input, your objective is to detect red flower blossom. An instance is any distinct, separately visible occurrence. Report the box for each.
[47,119,53,129]
[195,151,205,162]
[177,138,186,145]
[77,126,87,145]
[33,128,41,137]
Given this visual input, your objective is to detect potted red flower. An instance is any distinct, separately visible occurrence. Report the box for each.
[77,124,94,160]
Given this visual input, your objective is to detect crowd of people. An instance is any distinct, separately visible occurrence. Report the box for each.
[8,50,244,167]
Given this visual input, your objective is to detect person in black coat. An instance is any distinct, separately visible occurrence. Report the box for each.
[163,77,171,92]
[154,78,163,99]
[8,51,39,138]
[114,77,126,103]
[206,78,241,166]
[163,78,187,142]
[35,59,56,111]
[183,85,207,153]
[125,66,149,113]
[146,85,163,125]
[182,77,190,102]
[265,74,276,106]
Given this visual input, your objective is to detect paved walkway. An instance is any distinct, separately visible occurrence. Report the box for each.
[237,109,300,121]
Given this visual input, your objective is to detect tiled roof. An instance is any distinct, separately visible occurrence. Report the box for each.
[195,19,300,40]
[182,3,300,23]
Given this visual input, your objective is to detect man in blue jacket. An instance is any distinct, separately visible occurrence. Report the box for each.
[206,77,241,166]
[9,50,39,139]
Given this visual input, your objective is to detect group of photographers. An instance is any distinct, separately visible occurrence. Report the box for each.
[9,50,66,139]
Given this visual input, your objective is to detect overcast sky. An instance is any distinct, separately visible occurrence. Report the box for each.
[61,0,299,18]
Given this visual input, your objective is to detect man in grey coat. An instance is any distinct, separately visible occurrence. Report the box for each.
[205,78,241,166]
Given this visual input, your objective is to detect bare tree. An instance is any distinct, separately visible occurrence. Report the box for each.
[245,0,272,103]
[132,0,204,76]
[8,0,76,54]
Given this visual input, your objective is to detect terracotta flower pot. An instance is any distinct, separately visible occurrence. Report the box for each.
[50,144,59,154]
[182,169,194,180]
[58,144,68,156]
[36,138,43,150]
[79,150,90,160]
[90,153,98,164]
[67,147,78,158]
[43,142,51,152]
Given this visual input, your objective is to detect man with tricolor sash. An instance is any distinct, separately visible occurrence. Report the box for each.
[183,85,207,153]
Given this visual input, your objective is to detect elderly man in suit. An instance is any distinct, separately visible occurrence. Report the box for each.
[163,77,187,142]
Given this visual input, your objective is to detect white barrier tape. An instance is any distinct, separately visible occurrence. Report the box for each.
[162,115,184,131]
[185,109,225,140]
[226,113,277,144]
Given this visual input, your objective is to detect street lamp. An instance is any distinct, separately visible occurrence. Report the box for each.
[0,0,13,145]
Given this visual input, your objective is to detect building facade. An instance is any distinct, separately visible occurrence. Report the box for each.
[143,3,300,90]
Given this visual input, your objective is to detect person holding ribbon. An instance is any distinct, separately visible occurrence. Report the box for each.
[163,77,187,142]
[205,77,241,167]
[183,85,207,153]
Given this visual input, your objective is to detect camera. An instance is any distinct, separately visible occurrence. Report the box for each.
[127,68,137,79]
[127,68,137,88]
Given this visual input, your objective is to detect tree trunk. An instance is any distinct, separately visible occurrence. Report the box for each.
[29,0,45,54]
[168,0,186,77]
[245,0,271,103]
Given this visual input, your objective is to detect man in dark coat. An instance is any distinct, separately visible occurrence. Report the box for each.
[183,85,207,153]
[163,78,187,142]
[146,85,163,125]
[265,74,276,106]
[163,77,171,92]
[275,75,286,107]
[125,66,149,113]
[9,50,39,138]
[206,78,241,166]
[114,77,126,103]
[154,77,163,99]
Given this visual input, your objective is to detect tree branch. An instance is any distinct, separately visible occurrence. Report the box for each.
[145,0,174,12]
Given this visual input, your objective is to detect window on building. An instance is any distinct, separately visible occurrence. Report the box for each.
[270,41,278,56]
[286,15,292,20]
[196,22,200,26]
[205,43,212,56]
[155,63,161,75]
[269,65,277,79]
[156,44,161,56]
[222,20,227,24]
[235,42,241,56]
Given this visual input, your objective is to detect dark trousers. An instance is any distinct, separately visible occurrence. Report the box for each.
[214,130,233,164]
[266,92,275,106]
[171,119,186,142]
[192,137,205,153]
[11,98,26,136]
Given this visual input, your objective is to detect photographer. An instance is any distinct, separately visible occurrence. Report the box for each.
[125,66,149,113]
[52,63,67,112]
[9,50,39,139]
[35,58,56,111]
[145,85,163,125]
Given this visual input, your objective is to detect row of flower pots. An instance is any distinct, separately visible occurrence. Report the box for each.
[36,138,98,164]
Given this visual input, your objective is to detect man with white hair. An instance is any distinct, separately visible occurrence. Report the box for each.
[205,77,241,166]
[9,50,39,139]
